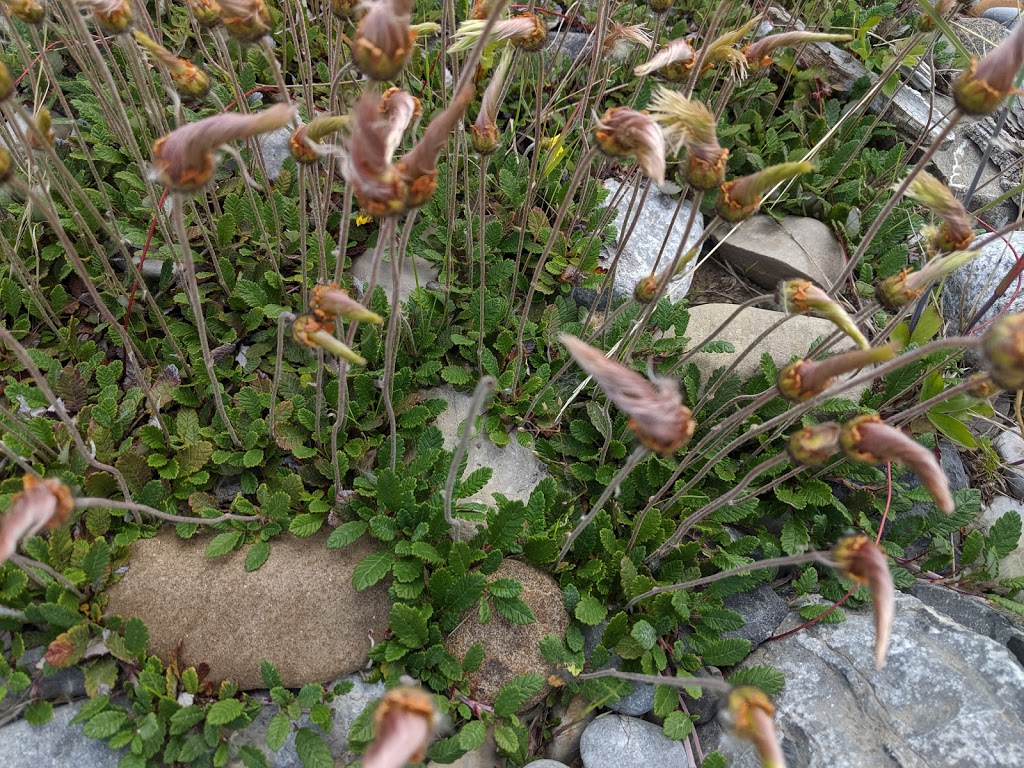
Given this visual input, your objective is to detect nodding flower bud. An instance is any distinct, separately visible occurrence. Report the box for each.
[311,283,384,324]
[0,146,12,184]
[648,0,672,13]
[152,103,296,193]
[877,249,981,310]
[788,422,841,465]
[560,333,695,456]
[218,0,272,42]
[634,274,659,304]
[1,476,74,566]
[380,87,421,162]
[918,0,955,32]
[779,278,870,350]
[329,0,359,19]
[471,45,513,156]
[726,688,785,768]
[186,0,222,27]
[840,413,954,514]
[133,31,211,99]
[778,343,899,402]
[603,23,653,61]
[396,85,475,209]
[0,62,12,102]
[634,37,695,78]
[595,108,667,187]
[648,87,728,190]
[450,15,548,54]
[3,0,45,23]
[351,0,416,81]
[81,0,132,34]
[363,687,437,768]
[954,22,1024,115]
[967,372,997,398]
[292,314,367,365]
[27,106,54,150]
[834,535,894,669]
[983,313,1024,391]
[344,91,407,218]
[718,161,814,222]
[903,171,974,255]
[744,31,852,69]
[289,115,349,164]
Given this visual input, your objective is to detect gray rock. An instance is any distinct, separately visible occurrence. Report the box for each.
[700,592,1024,767]
[255,126,295,182]
[229,675,386,767]
[932,130,1019,229]
[580,714,689,768]
[984,7,1023,26]
[978,495,1024,580]
[995,428,1024,501]
[525,761,569,768]
[581,178,704,307]
[0,648,86,720]
[954,15,1010,57]
[578,623,654,716]
[682,667,724,725]
[105,532,391,689]
[939,438,970,492]
[943,231,1024,331]
[910,583,1024,666]
[350,252,439,308]
[722,583,789,650]
[422,385,547,511]
[544,30,591,65]
[711,215,846,291]
[0,701,123,768]
[544,695,596,764]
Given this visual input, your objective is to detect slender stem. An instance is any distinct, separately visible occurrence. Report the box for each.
[269,311,297,439]
[572,669,735,695]
[75,498,261,525]
[444,376,496,539]
[9,554,86,599]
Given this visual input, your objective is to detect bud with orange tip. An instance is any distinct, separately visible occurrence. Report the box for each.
[311,283,384,324]
[953,22,1024,115]
[877,249,980,310]
[648,87,728,190]
[292,314,366,365]
[779,278,869,350]
[185,0,221,27]
[80,0,132,34]
[726,687,786,768]
[787,422,841,465]
[983,313,1024,391]
[471,45,513,156]
[218,0,271,42]
[351,0,416,81]
[777,343,899,402]
[744,31,852,70]
[834,534,895,669]
[289,115,349,164]
[903,171,974,255]
[133,30,211,99]
[2,0,45,23]
[1,476,74,566]
[718,161,814,222]
[634,37,695,78]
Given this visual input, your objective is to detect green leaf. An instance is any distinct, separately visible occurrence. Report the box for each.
[493,723,519,754]
[243,449,265,468]
[353,551,394,591]
[206,699,244,726]
[24,700,53,725]
[989,509,1023,560]
[326,521,368,549]
[235,279,268,308]
[653,684,678,718]
[927,412,977,449]
[458,720,487,751]
[390,603,430,648]
[266,712,292,752]
[295,727,333,768]
[206,532,242,558]
[261,660,282,689]
[574,595,607,626]
[699,638,751,667]
[239,744,271,768]
[630,620,657,651]
[989,595,1024,617]
[663,711,693,741]
[725,666,785,696]
[289,514,324,538]
[493,673,545,717]
[462,642,485,673]
[124,617,149,658]
[492,595,536,625]
[246,542,271,572]
[781,516,810,555]
[83,710,128,739]
[81,539,111,590]
[169,706,206,735]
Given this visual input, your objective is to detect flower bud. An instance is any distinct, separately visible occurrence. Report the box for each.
[0,146,13,184]
[351,0,415,81]
[787,422,841,465]
[292,314,366,365]
[834,534,894,669]
[649,87,728,190]
[329,0,359,19]
[0,62,13,102]
[966,372,997,399]
[289,115,349,164]
[450,15,547,54]
[311,283,384,324]
[903,171,973,255]
[186,0,221,27]
[134,31,211,99]
[953,22,1024,115]
[726,687,785,768]
[1,476,74,566]
[381,87,421,162]
[778,343,899,402]
[363,687,437,768]
[471,45,512,156]
[218,0,272,43]
[718,161,814,222]
[595,108,666,186]
[648,0,672,12]
[877,249,980,311]
[27,106,54,150]
[634,275,659,304]
[779,278,869,350]
[82,0,132,34]
[983,313,1024,391]
[744,32,852,70]
[3,0,45,23]
[344,92,408,217]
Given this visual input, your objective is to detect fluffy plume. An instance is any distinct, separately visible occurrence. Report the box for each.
[594,107,667,186]
[560,334,695,456]
[648,87,728,189]
[380,87,421,162]
[1,477,74,566]
[903,171,974,255]
[954,21,1024,115]
[449,15,547,54]
[603,23,653,60]
[718,161,814,222]
[744,31,852,69]
[878,249,981,310]
[79,0,132,34]
[471,44,513,155]
[834,535,895,669]
[634,37,696,78]
[694,16,762,79]
[343,91,407,217]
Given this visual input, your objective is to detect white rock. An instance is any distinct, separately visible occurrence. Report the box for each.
[943,232,1024,331]
[994,429,1024,502]
[349,252,439,307]
[580,715,690,768]
[978,495,1024,580]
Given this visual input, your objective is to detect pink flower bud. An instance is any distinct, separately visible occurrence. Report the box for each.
[834,534,895,669]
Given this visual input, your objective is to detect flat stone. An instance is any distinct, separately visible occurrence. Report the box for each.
[105,531,391,689]
[979,495,1024,580]
[445,560,570,709]
[525,761,569,768]
[580,714,689,768]
[994,429,1024,501]
[0,701,123,768]
[423,384,547,510]
[681,304,863,396]
[722,583,790,651]
[578,179,704,307]
[349,251,439,307]
[700,592,1024,767]
[910,583,1024,666]
[544,694,596,764]
[983,7,1023,26]
[711,215,846,291]
[932,133,1019,229]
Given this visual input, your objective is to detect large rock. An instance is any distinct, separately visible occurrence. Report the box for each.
[578,179,704,307]
[445,560,570,709]
[711,215,846,291]
[978,495,1024,580]
[349,251,439,307]
[932,126,1020,230]
[424,385,547,510]
[544,694,597,764]
[106,532,391,689]
[910,583,1024,665]
[580,715,689,768]
[722,583,790,650]
[700,592,1024,767]
[681,304,863,396]
[0,701,123,768]
[994,428,1024,501]
[579,623,654,716]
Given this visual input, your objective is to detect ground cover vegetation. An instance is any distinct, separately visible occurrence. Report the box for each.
[0,0,1023,765]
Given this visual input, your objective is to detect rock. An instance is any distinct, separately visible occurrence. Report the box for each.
[0,648,86,719]
[229,675,385,767]
[544,30,591,65]
[525,761,569,768]
[423,385,547,510]
[978,495,1024,580]
[932,127,1020,229]
[722,583,789,650]
[105,531,391,689]
[939,438,970,492]
[943,231,1024,331]
[544,695,596,764]
[910,584,1024,666]
[681,304,863,396]
[711,215,846,291]
[983,7,1023,26]
[682,666,724,725]
[0,701,124,768]
[446,560,570,709]
[349,251,439,307]
[994,428,1024,501]
[580,714,689,768]
[576,178,704,308]
[954,16,1010,56]
[578,623,654,716]
[700,592,1024,767]
[254,126,294,182]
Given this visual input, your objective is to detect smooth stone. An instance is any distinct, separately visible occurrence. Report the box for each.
[254,126,294,182]
[445,560,570,710]
[0,648,86,719]
[994,429,1024,501]
[711,215,846,291]
[722,583,789,651]
[349,251,439,307]
[0,701,123,768]
[423,384,547,510]
[544,695,596,764]
[910,584,1024,666]
[681,304,862,396]
[983,7,1023,26]
[580,714,689,768]
[943,231,1024,331]
[978,495,1024,580]
[229,675,385,767]
[525,761,569,768]
[939,438,970,492]
[700,593,1024,767]
[105,532,391,689]
[578,623,654,716]
[581,178,704,307]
